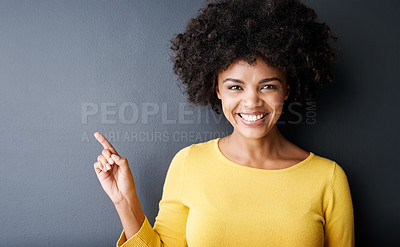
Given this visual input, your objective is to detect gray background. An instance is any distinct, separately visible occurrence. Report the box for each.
[0,0,399,246]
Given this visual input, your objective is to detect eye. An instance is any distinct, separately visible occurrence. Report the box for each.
[262,85,278,90]
[228,85,242,90]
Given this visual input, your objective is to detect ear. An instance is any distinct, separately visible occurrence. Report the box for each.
[284,84,290,101]
[216,84,221,100]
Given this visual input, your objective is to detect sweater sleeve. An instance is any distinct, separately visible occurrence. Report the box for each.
[116,146,190,247]
[324,162,355,247]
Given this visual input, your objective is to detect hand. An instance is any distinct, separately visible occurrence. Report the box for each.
[93,132,137,206]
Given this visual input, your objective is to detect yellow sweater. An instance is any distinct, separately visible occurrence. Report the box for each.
[117,138,354,247]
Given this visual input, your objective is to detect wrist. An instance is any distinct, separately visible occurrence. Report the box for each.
[113,190,138,208]
[114,196,145,225]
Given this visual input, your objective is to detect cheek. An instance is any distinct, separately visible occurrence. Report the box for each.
[220,94,234,108]
[221,99,232,114]
[265,94,285,109]
[220,97,238,118]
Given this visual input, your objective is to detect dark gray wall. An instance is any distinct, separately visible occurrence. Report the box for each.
[0,0,398,246]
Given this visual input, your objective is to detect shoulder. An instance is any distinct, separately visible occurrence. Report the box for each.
[172,138,217,162]
[310,153,337,167]
[311,153,347,172]
[309,153,350,186]
[177,138,217,156]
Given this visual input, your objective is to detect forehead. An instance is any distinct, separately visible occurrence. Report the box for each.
[218,58,286,80]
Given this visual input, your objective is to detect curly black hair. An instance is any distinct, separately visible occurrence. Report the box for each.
[170,0,337,114]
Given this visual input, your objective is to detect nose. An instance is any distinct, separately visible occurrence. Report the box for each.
[243,88,263,108]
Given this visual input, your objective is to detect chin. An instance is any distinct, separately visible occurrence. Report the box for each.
[234,128,271,140]
[229,114,273,139]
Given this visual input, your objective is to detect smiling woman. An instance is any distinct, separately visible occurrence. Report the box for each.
[216,58,289,142]
[93,0,354,246]
[214,58,309,170]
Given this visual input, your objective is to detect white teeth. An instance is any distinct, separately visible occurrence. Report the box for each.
[240,114,266,122]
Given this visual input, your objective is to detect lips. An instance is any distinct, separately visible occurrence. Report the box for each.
[238,113,268,122]
[237,112,269,126]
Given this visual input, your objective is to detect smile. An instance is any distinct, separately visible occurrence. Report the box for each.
[238,113,269,122]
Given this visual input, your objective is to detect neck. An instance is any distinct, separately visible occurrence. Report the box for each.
[227,125,286,160]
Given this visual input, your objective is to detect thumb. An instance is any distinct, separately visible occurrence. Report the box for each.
[111,154,133,176]
[111,154,129,168]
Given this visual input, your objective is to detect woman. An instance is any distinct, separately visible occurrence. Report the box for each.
[93,0,355,246]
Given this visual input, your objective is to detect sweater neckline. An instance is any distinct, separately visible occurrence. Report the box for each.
[213,137,314,174]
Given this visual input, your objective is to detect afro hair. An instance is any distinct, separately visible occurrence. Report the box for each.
[170,0,337,114]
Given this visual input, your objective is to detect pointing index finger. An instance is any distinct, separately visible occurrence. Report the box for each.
[94,132,119,155]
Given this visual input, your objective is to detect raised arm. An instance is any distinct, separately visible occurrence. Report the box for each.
[93,132,190,247]
[116,145,191,247]
[93,132,145,239]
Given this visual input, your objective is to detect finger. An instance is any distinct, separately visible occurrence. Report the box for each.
[97,155,108,170]
[111,154,128,168]
[111,154,120,163]
[110,155,132,175]
[94,132,119,155]
[102,149,112,161]
[94,161,104,174]
[102,149,115,171]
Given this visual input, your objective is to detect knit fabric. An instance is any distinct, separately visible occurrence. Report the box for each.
[117,138,354,247]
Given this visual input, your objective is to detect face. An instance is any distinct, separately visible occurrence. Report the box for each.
[216,57,290,140]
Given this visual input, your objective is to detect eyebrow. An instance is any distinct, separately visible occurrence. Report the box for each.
[222,77,282,84]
